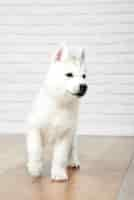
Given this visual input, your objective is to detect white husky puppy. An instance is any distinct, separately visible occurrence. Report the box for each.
[26,43,88,181]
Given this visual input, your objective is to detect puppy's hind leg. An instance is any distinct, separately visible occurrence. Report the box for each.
[26,128,44,177]
[68,135,80,168]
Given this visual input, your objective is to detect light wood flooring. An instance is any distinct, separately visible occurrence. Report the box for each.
[0,135,134,200]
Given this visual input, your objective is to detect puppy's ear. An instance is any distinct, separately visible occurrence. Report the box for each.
[52,43,69,62]
[80,48,85,65]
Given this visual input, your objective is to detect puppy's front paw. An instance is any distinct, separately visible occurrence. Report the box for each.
[51,167,68,181]
[27,161,43,177]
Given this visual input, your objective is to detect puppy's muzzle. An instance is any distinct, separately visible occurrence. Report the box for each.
[76,84,88,97]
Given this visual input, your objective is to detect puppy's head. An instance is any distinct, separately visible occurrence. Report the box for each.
[45,43,88,103]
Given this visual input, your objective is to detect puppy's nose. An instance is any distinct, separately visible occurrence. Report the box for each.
[79,84,88,96]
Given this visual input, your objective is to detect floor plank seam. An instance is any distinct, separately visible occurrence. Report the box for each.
[117,149,134,200]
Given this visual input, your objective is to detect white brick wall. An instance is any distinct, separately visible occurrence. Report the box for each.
[1,0,134,135]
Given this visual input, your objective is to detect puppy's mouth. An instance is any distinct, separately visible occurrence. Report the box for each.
[75,92,86,97]
[67,88,87,98]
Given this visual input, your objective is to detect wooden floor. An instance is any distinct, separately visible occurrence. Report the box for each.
[0,135,134,200]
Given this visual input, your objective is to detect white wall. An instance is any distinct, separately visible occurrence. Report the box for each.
[0,0,134,135]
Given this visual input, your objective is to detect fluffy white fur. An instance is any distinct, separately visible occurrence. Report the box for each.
[26,44,87,181]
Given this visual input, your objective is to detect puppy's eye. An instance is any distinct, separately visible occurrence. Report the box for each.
[82,74,86,79]
[65,73,73,78]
